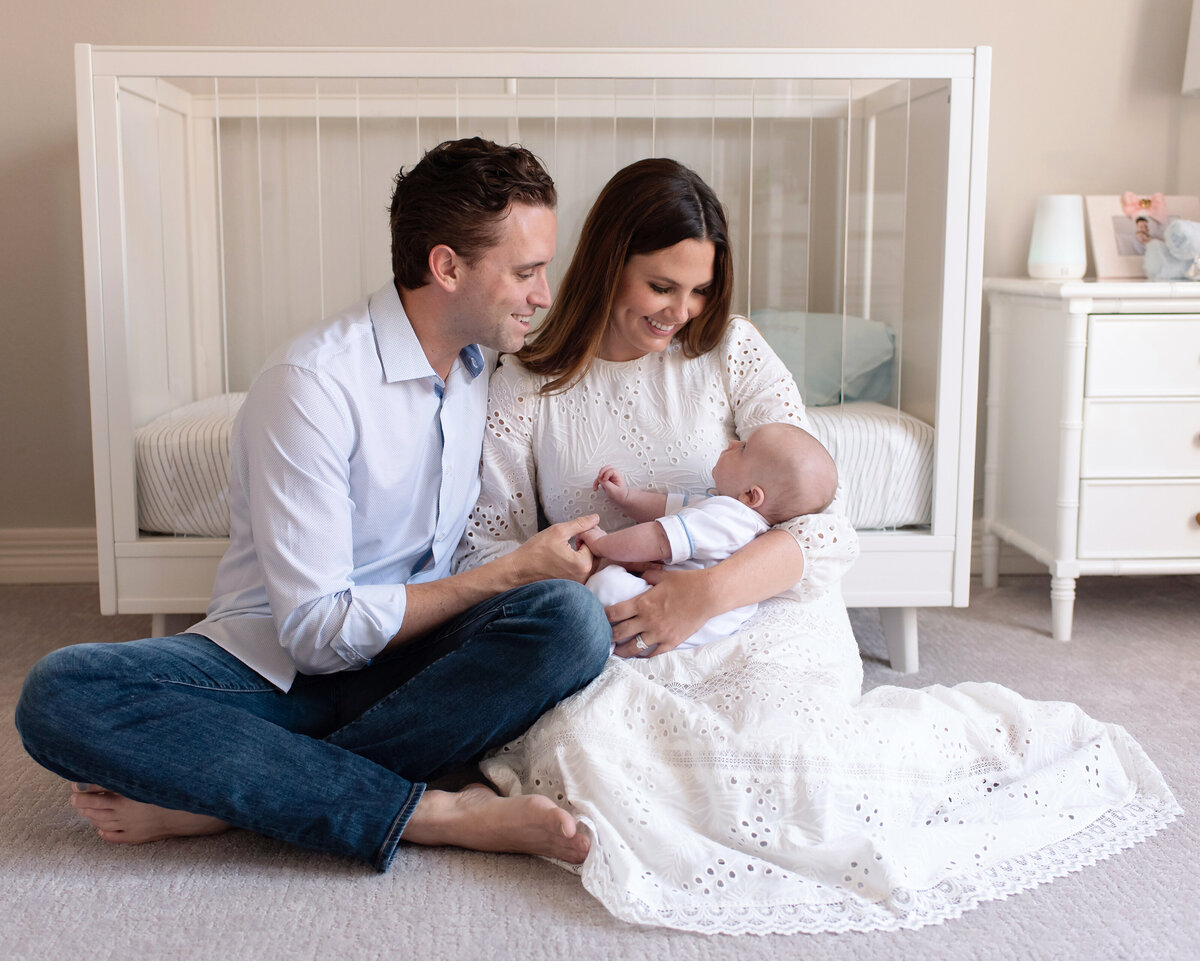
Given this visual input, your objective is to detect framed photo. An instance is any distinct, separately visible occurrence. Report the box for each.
[1085,194,1200,278]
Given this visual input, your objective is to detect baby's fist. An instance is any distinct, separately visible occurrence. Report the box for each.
[578,526,606,550]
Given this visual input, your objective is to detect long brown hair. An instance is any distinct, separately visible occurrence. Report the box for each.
[518,158,733,393]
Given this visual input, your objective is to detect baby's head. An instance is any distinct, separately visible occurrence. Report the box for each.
[711,423,837,524]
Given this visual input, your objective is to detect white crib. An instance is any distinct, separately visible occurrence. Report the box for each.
[75,45,990,672]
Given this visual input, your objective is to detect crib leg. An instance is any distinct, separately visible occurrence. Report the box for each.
[879,607,919,674]
[981,531,1000,589]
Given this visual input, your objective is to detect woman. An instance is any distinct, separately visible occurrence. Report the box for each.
[454,159,1178,934]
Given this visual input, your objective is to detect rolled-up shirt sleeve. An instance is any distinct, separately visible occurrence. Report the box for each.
[239,365,404,674]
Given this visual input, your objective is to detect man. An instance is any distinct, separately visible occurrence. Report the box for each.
[15,138,611,871]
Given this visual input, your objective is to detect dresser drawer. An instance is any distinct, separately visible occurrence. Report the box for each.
[1085,315,1200,396]
[1081,399,1200,477]
[1078,479,1200,558]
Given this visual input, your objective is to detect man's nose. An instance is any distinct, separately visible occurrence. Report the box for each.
[530,272,552,309]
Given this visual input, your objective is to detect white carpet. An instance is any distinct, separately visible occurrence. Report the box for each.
[2,576,1197,961]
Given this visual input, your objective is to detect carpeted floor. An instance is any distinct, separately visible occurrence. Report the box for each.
[1,575,1197,961]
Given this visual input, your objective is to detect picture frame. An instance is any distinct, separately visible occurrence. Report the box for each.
[1085,194,1200,278]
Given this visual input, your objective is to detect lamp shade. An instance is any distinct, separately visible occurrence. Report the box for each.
[1185,0,1200,94]
[1027,195,1087,280]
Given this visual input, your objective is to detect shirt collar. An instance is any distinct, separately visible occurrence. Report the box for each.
[369,282,486,384]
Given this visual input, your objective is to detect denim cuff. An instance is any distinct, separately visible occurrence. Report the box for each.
[373,780,425,872]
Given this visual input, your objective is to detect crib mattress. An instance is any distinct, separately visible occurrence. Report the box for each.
[135,393,247,538]
[134,395,932,537]
[806,401,933,530]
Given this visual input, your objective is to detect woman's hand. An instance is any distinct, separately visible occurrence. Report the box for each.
[607,567,715,658]
[606,529,805,658]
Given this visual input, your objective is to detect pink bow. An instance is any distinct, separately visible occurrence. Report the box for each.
[1121,191,1167,222]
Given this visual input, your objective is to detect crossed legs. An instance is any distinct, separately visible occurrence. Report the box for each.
[16,579,610,869]
[66,781,587,862]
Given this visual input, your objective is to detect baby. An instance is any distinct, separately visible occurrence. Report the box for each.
[579,422,837,654]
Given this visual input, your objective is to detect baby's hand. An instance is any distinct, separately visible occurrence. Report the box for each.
[593,465,630,506]
[577,525,608,556]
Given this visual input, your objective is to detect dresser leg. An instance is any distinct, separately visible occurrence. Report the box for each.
[1049,576,1076,642]
[981,531,1000,589]
[879,607,919,674]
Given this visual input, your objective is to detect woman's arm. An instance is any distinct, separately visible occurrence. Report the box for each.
[607,528,802,657]
[722,317,859,595]
[607,318,862,657]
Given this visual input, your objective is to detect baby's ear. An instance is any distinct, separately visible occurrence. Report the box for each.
[739,486,766,510]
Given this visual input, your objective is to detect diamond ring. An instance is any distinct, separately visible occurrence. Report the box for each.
[634,634,649,652]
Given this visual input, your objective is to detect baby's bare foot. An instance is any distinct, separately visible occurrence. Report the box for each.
[69,783,230,845]
[402,783,589,864]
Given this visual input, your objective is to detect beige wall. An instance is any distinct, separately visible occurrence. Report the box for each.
[3,0,1199,529]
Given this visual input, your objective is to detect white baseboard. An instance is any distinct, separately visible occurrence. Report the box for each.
[0,528,98,583]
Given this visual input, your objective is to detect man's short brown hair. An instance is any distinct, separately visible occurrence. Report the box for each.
[388,137,557,290]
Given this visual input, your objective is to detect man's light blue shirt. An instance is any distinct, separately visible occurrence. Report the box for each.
[190,282,494,691]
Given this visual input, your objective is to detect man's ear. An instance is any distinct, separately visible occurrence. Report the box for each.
[428,244,462,291]
[739,486,765,510]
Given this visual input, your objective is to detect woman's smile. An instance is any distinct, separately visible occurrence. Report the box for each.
[598,238,715,362]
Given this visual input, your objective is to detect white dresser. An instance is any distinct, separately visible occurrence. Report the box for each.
[982,279,1200,640]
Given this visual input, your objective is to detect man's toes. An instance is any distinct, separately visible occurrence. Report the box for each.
[70,792,113,814]
[71,783,108,794]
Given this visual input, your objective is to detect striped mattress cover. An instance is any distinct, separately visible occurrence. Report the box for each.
[134,395,932,537]
[805,401,933,530]
[134,393,246,538]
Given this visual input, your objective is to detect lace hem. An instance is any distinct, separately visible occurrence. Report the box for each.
[576,793,1181,935]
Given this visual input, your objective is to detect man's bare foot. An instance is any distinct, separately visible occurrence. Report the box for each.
[69,783,230,845]
[401,783,590,864]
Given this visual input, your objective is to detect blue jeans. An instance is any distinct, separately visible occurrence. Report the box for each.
[14,579,610,871]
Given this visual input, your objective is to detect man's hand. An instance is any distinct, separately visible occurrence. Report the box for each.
[507,514,600,585]
[606,567,714,658]
[387,514,601,652]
